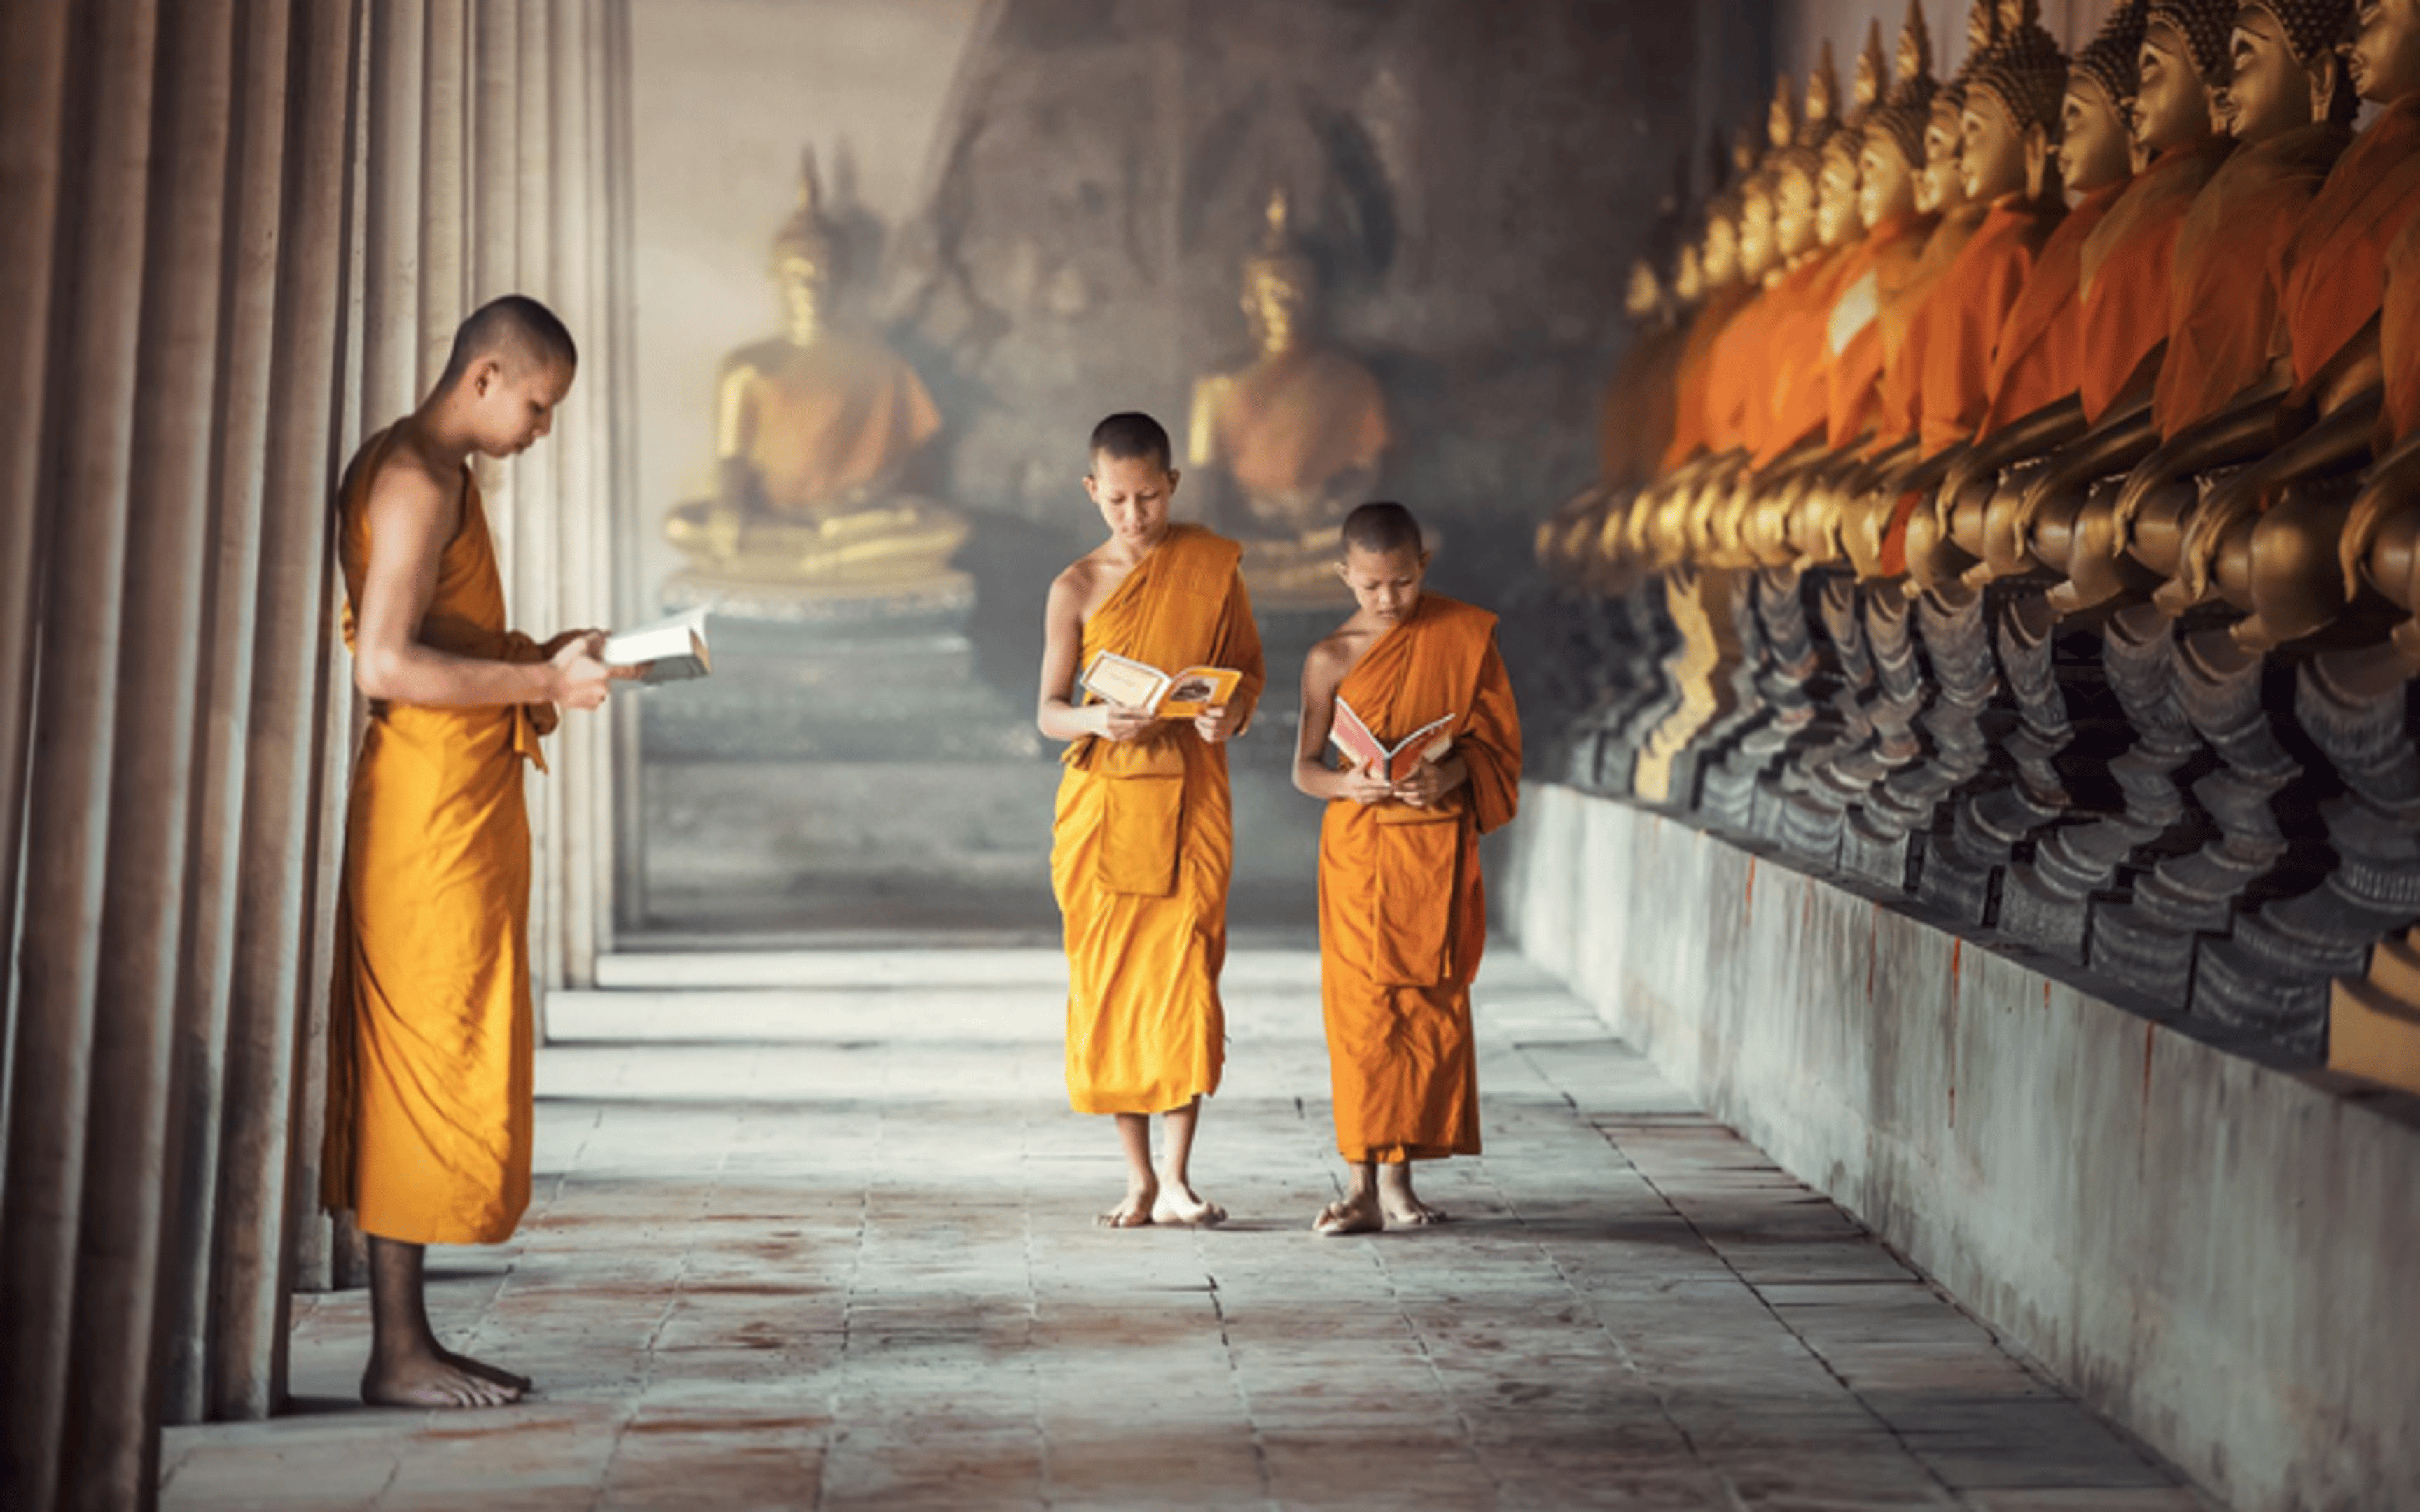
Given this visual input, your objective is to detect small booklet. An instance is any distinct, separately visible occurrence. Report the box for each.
[1330,696,1455,784]
[1079,650,1244,719]
[602,607,711,685]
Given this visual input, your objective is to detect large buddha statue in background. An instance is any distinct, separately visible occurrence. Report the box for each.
[1188,188,1392,603]
[664,151,966,606]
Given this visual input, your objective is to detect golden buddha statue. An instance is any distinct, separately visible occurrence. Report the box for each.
[663,150,967,608]
[1188,187,1391,603]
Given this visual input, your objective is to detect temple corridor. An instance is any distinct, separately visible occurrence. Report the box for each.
[158,948,2204,1512]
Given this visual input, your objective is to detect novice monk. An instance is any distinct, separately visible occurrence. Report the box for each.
[1038,412,1266,1228]
[325,295,637,1409]
[1293,503,1522,1236]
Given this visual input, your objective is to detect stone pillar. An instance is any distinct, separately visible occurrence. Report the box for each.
[604,0,649,939]
[552,0,606,987]
[418,0,470,384]
[359,0,422,432]
[0,3,162,1504]
[517,0,564,999]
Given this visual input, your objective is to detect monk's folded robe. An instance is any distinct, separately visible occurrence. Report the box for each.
[1876,204,1989,447]
[323,428,557,1246]
[1053,524,1266,1115]
[2279,96,2420,405]
[1662,282,1757,468]
[2076,138,2232,421]
[742,330,942,510]
[1977,179,2125,434]
[1825,209,1935,449]
[1202,347,1390,505]
[1319,596,1522,1163]
[1757,244,1863,463]
[1917,192,2066,456]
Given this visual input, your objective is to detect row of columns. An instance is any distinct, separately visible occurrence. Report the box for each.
[0,1,636,1506]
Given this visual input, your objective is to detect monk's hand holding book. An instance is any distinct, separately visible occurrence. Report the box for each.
[1391,752,1468,808]
[1338,760,1398,806]
[1191,704,1244,743]
[1094,701,1158,743]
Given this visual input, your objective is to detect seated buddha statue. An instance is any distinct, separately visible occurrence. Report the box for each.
[1188,188,1391,603]
[663,150,968,600]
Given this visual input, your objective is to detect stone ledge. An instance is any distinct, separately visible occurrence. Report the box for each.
[1501,783,2420,1512]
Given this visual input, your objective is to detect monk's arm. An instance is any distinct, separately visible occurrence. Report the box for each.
[352,466,610,709]
[1291,644,1392,805]
[1035,571,1150,744]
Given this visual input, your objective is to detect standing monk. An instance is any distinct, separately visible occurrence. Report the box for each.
[1038,412,1266,1228]
[325,295,635,1408]
[1293,504,1522,1236]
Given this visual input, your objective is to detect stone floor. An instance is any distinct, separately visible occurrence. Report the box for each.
[160,948,2222,1511]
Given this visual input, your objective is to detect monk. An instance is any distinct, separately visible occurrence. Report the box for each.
[1038,412,1266,1228]
[1292,503,1522,1236]
[325,295,636,1409]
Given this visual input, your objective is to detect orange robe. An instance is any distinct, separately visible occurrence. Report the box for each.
[2279,97,2420,400]
[2155,122,2351,435]
[2077,139,2232,422]
[1598,318,1687,487]
[1206,346,1391,501]
[1977,180,2126,435]
[1756,247,1861,463]
[1054,525,1266,1114]
[1704,283,1785,454]
[737,332,943,512]
[1825,210,1934,449]
[1662,284,1756,468]
[323,429,557,1245]
[1876,204,1989,447]
[1917,194,2066,456]
[1318,596,1522,1163]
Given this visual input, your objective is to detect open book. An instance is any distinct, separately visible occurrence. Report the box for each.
[1079,650,1244,719]
[1330,697,1455,784]
[602,607,711,685]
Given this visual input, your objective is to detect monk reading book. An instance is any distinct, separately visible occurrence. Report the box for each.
[1038,412,1266,1228]
[1293,503,1522,1236]
[324,295,641,1408]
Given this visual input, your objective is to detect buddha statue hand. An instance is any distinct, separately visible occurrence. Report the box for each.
[2344,435,2420,598]
[2159,467,2259,613]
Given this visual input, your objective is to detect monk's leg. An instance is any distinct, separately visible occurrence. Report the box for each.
[1149,1096,1225,1227]
[1377,1158,1447,1226]
[1097,1113,1157,1227]
[361,1237,524,1409]
[1313,1158,1383,1236]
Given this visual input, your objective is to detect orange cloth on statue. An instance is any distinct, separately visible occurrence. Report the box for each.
[1053,525,1266,1115]
[2155,122,2351,435]
[2280,97,2420,398]
[739,332,942,513]
[1758,247,1863,463]
[1208,346,1391,500]
[1661,284,1756,468]
[2077,138,2233,422]
[1598,320,1688,487]
[322,428,558,1246]
[1317,595,1522,1164]
[1977,180,2126,435]
[2381,214,2420,445]
[1825,210,1934,449]
[1703,283,1786,454]
[1876,204,1989,447]
[1917,194,2066,456]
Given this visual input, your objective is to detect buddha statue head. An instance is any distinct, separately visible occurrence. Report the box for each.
[1624,256,1667,322]
[1702,193,1744,288]
[2220,1,2360,139]
[1963,1,2071,203]
[2347,0,2420,103]
[1748,75,1802,273]
[1818,22,1889,248]
[2062,0,2148,192]
[1674,241,1706,303]
[2135,1,2232,153]
[772,149,838,347]
[1774,46,1843,261]
[1242,187,1315,357]
[1861,1,1938,229]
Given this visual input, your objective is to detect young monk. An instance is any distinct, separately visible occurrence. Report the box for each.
[1038,412,1265,1228]
[1293,503,1522,1236]
[325,295,638,1409]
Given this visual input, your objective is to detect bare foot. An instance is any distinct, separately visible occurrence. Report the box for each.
[1312,1194,1383,1237]
[439,1345,534,1394]
[363,1348,523,1409]
[1097,1180,1157,1228]
[1150,1183,1227,1228]
[1378,1167,1447,1227]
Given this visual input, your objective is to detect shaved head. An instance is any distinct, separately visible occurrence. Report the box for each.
[1341,501,1424,558]
[438,294,578,393]
[1088,411,1174,474]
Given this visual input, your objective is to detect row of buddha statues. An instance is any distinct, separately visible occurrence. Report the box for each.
[1541,0,2420,1074]
[662,158,1391,615]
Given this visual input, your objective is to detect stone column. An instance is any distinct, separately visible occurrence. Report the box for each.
[418,0,470,383]
[552,0,604,986]
[359,0,422,432]
[517,0,564,998]
[159,0,296,1429]
[0,3,162,1504]
[211,0,359,1418]
[604,0,649,937]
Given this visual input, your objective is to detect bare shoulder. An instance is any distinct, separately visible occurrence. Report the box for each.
[1050,545,1136,626]
[1301,626,1366,696]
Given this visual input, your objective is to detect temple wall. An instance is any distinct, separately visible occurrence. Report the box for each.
[1500,788,2420,1512]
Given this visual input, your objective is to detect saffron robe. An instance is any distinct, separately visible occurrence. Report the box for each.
[1598,318,1688,488]
[1825,210,1935,449]
[1917,194,2066,456]
[1757,246,1862,463]
[1703,281,1787,454]
[2077,139,2233,421]
[1318,596,1522,1163]
[1204,346,1391,503]
[735,331,943,512]
[2155,122,2351,435]
[2279,97,2420,400]
[323,428,557,1245]
[1053,525,1266,1114]
[1977,180,2126,435]
[1876,204,1989,447]
[1662,284,1757,468]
